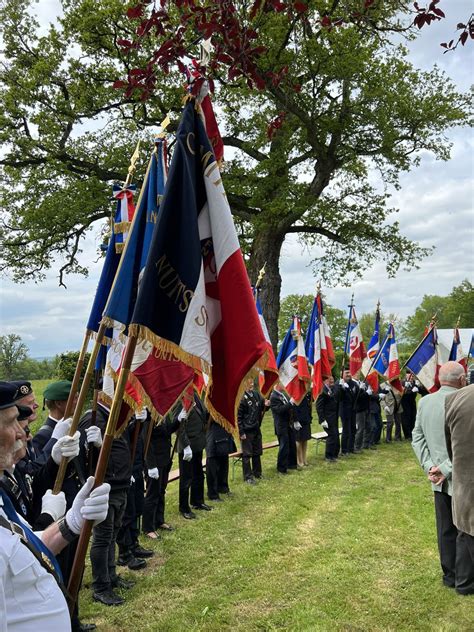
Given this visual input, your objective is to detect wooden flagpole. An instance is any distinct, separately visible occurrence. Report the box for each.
[67,333,139,613]
[62,329,91,420]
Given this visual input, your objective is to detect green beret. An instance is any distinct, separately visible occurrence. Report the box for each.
[43,380,72,402]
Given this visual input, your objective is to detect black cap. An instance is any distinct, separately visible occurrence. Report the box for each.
[0,381,19,410]
[10,380,33,400]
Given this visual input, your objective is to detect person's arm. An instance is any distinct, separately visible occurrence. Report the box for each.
[39,520,71,556]
[315,394,325,423]
[270,396,292,415]
[411,402,434,474]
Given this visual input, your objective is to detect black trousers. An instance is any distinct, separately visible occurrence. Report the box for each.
[117,475,144,553]
[142,462,171,532]
[325,418,340,459]
[341,411,356,454]
[179,450,204,513]
[241,430,263,480]
[401,409,416,440]
[206,456,230,499]
[90,488,127,593]
[276,427,297,473]
[371,412,383,444]
[434,491,474,593]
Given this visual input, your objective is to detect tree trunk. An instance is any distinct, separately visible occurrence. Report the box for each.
[248,226,286,353]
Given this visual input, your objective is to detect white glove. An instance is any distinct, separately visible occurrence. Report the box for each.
[404,381,410,388]
[339,379,344,386]
[41,490,66,521]
[51,431,80,465]
[183,446,193,461]
[293,421,302,431]
[85,425,103,448]
[289,397,296,405]
[65,476,111,534]
[51,418,72,441]
[379,393,386,400]
[321,420,329,430]
[130,475,135,484]
[384,406,390,413]
[343,382,349,389]
[367,386,373,395]
[412,387,419,393]
[148,467,159,479]
[135,408,147,421]
[178,408,188,421]
[359,382,367,391]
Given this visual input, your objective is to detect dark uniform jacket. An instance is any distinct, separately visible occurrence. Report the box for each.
[316,384,339,425]
[206,422,236,458]
[176,397,208,453]
[79,404,132,491]
[145,416,180,469]
[337,379,359,417]
[237,389,265,435]
[354,386,370,413]
[32,416,57,455]
[269,390,294,435]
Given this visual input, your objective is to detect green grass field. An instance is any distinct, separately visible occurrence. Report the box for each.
[26,381,473,630]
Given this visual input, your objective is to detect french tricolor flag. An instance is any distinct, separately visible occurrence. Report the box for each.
[253,289,278,397]
[277,316,310,404]
[361,307,380,391]
[130,102,273,434]
[305,294,335,398]
[405,327,439,393]
[373,323,403,392]
[448,327,467,371]
[345,305,366,376]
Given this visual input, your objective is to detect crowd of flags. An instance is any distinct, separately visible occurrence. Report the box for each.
[81,89,471,443]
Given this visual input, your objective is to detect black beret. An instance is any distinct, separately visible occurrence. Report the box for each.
[10,380,33,400]
[0,381,19,410]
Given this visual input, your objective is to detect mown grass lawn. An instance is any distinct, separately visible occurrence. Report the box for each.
[71,419,473,632]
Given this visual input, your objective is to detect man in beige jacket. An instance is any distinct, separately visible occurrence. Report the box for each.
[444,383,474,595]
[412,361,470,594]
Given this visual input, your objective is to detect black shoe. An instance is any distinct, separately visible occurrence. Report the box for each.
[116,554,128,566]
[192,503,213,511]
[244,477,256,485]
[181,511,197,519]
[79,624,97,632]
[133,545,154,558]
[325,457,337,462]
[127,556,147,571]
[208,496,224,502]
[112,576,135,590]
[93,589,124,606]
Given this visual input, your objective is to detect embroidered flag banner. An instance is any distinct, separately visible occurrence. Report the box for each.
[129,101,271,434]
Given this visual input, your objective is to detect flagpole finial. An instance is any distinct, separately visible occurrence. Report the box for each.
[155,113,172,141]
[376,298,381,311]
[124,141,141,188]
[255,262,267,289]
[316,281,321,295]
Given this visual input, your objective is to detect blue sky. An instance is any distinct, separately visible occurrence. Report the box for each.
[1,2,473,357]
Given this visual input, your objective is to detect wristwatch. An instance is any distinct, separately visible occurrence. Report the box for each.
[57,516,78,543]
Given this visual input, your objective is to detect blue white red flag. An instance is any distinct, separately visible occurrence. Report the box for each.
[101,139,194,423]
[129,102,272,434]
[253,288,278,397]
[305,293,335,399]
[373,323,402,392]
[86,184,136,335]
[345,305,366,376]
[469,332,474,359]
[405,326,439,393]
[277,316,311,404]
[361,307,380,391]
[448,327,467,370]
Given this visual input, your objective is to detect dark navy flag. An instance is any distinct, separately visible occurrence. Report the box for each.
[130,101,270,433]
[86,184,136,334]
[405,327,439,393]
[103,142,167,329]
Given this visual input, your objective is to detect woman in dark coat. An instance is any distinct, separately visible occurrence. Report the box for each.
[294,391,312,467]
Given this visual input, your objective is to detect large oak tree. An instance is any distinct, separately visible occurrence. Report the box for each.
[0,0,470,347]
